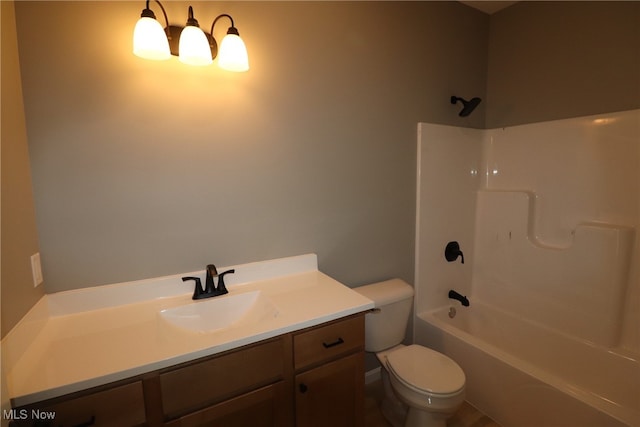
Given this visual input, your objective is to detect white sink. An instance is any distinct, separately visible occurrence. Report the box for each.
[159,291,279,334]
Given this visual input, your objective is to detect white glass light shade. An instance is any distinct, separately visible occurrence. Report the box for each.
[217,33,249,72]
[179,26,213,66]
[133,17,171,60]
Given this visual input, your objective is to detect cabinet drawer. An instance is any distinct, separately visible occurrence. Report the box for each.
[16,381,146,427]
[164,382,289,427]
[160,337,285,419]
[293,314,364,370]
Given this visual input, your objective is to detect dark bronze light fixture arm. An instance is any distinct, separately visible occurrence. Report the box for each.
[211,13,239,36]
[140,0,169,28]
[155,0,169,28]
[185,5,200,27]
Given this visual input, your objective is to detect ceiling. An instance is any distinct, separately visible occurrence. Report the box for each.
[458,1,518,14]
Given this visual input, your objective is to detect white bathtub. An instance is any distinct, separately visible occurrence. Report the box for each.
[415,302,640,427]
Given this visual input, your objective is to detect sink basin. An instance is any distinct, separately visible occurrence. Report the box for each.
[159,291,279,333]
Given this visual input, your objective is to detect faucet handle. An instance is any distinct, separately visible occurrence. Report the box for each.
[215,269,235,295]
[183,276,205,300]
[207,264,219,276]
[445,241,464,264]
[205,264,219,294]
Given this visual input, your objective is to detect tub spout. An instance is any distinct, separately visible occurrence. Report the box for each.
[449,290,470,307]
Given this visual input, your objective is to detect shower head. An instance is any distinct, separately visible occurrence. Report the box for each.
[451,96,482,117]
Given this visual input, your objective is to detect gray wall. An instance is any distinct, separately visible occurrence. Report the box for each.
[486,1,640,128]
[14,1,489,293]
[5,0,638,310]
[1,0,44,339]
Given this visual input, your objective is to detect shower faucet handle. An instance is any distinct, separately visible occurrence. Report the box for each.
[445,241,464,264]
[450,95,481,117]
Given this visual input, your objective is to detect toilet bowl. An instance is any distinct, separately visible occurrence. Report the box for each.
[384,345,465,427]
[354,279,466,427]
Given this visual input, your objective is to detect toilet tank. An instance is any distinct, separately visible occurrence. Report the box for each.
[354,279,414,352]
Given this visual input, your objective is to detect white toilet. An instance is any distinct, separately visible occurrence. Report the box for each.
[355,279,466,427]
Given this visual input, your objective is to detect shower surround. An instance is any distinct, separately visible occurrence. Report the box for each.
[413,110,639,426]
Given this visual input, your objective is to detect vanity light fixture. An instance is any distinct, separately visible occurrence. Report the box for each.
[132,0,249,72]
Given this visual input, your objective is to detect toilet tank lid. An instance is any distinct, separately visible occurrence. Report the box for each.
[354,279,413,307]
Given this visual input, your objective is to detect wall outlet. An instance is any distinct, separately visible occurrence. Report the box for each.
[31,252,43,287]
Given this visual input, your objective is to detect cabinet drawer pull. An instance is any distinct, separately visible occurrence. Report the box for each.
[299,383,308,393]
[322,337,344,348]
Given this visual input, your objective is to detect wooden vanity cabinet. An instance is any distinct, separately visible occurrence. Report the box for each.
[10,381,146,427]
[292,314,365,427]
[159,336,292,427]
[159,338,287,419]
[163,382,288,427]
[294,353,364,427]
[11,314,365,427]
[162,314,366,427]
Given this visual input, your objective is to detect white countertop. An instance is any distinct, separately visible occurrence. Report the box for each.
[4,254,374,407]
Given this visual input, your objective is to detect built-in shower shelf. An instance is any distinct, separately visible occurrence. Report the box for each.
[473,190,634,347]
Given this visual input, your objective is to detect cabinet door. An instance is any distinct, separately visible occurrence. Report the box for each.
[295,352,364,427]
[164,382,290,427]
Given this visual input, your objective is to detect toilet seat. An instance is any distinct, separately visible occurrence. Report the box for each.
[386,345,465,397]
